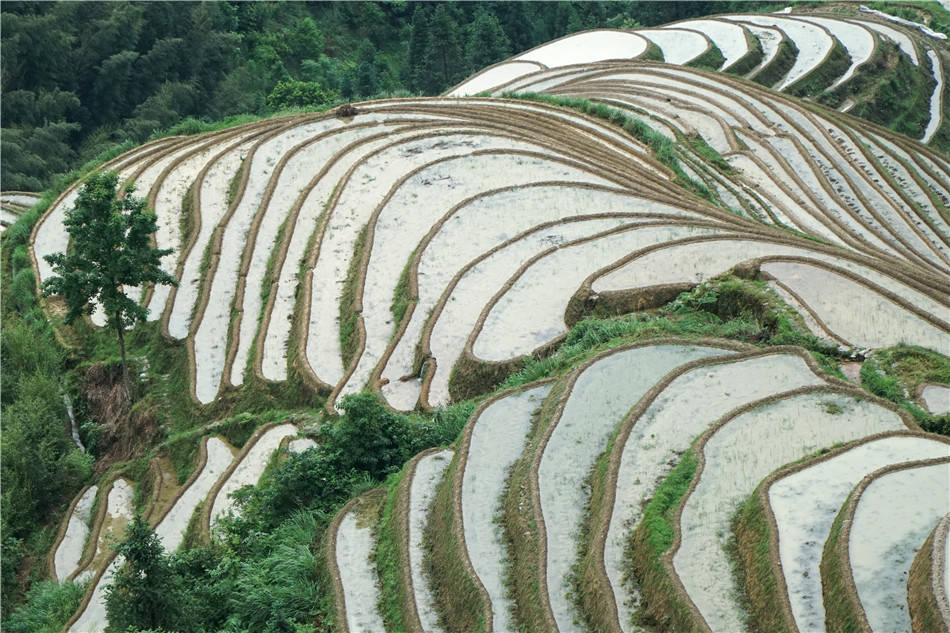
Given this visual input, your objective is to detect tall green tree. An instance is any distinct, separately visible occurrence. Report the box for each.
[41,171,177,391]
[105,515,181,631]
[466,10,512,74]
[420,4,463,94]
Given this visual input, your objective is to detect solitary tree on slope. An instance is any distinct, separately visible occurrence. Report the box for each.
[42,170,176,395]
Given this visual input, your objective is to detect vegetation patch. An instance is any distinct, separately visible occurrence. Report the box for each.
[423,450,488,633]
[861,345,950,435]
[374,469,411,633]
[640,42,665,62]
[392,247,416,325]
[625,449,699,632]
[686,42,727,71]
[786,39,852,98]
[906,521,945,633]
[685,132,734,174]
[494,276,844,397]
[3,579,87,633]
[340,223,369,368]
[500,92,717,202]
[568,441,618,633]
[499,378,566,633]
[726,31,766,77]
[846,42,938,143]
[819,493,867,633]
[732,489,794,633]
[752,36,799,88]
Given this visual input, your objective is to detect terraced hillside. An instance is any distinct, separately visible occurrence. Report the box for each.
[0,191,38,232]
[452,7,950,148]
[26,8,950,633]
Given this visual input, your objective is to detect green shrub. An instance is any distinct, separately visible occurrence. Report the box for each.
[10,244,31,272]
[3,579,87,633]
[8,268,36,313]
[267,80,338,111]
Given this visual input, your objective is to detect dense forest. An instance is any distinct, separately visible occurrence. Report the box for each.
[0,0,794,192]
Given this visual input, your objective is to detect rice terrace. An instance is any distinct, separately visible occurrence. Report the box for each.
[2,2,950,632]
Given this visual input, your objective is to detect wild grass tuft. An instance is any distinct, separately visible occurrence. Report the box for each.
[499,92,717,202]
[3,579,87,633]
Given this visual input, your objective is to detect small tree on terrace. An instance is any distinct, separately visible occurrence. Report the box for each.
[42,171,176,393]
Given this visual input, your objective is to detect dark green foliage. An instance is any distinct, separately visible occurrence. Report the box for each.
[466,10,512,74]
[236,393,472,530]
[321,393,414,480]
[3,579,87,633]
[2,1,817,189]
[420,5,465,94]
[105,515,183,631]
[222,513,324,632]
[266,79,337,110]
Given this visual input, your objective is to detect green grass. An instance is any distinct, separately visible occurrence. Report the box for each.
[498,380,566,633]
[423,454,489,633]
[340,224,369,368]
[752,37,799,89]
[865,1,950,37]
[732,491,794,633]
[786,39,852,98]
[640,42,665,62]
[819,493,865,633]
[846,42,938,142]
[686,43,726,71]
[375,469,411,633]
[624,450,699,631]
[685,133,734,174]
[499,92,718,203]
[3,579,88,633]
[392,248,416,325]
[726,32,766,77]
[495,276,845,396]
[567,438,619,633]
[861,345,950,434]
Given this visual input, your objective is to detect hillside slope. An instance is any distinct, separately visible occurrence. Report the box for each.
[11,10,950,633]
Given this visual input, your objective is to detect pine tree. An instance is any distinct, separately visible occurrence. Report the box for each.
[407,4,431,93]
[420,4,463,95]
[466,10,512,74]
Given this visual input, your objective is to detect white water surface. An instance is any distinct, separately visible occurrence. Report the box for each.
[336,507,386,633]
[516,30,649,67]
[540,344,731,631]
[850,461,950,633]
[54,486,98,580]
[462,385,551,633]
[607,353,824,632]
[409,450,453,633]
[673,392,904,632]
[770,436,949,633]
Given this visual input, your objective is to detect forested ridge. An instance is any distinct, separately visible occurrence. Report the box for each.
[1,0,791,192]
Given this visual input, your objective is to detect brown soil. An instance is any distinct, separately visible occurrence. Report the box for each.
[82,362,160,473]
[841,361,863,383]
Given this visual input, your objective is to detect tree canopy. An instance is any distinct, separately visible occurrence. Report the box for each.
[41,171,176,381]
